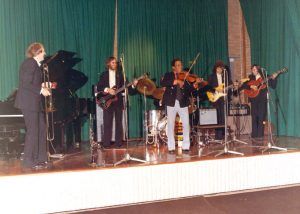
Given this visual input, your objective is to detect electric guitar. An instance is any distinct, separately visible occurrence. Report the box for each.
[96,74,147,109]
[244,67,288,98]
[207,78,249,102]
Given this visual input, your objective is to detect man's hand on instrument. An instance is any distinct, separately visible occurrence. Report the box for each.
[196,77,203,83]
[250,85,258,90]
[41,82,57,89]
[175,79,184,88]
[133,79,138,87]
[271,73,278,79]
[41,87,51,97]
[107,88,116,95]
[216,87,224,93]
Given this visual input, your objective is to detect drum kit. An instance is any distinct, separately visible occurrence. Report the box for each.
[136,77,183,146]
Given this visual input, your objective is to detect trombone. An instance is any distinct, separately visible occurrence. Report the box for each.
[42,64,55,142]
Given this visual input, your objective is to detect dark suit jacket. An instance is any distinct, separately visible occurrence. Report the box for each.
[14,58,42,112]
[208,72,233,89]
[160,71,194,107]
[97,69,125,107]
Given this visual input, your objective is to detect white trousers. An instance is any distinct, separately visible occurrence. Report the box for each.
[167,100,190,150]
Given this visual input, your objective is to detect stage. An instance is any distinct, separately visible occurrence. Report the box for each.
[1,136,300,213]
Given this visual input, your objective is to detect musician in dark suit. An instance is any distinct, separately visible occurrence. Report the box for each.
[97,56,137,148]
[242,65,277,138]
[208,61,232,140]
[14,42,51,169]
[161,58,201,152]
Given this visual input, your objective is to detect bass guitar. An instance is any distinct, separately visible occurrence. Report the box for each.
[244,67,288,98]
[207,78,249,102]
[96,74,147,109]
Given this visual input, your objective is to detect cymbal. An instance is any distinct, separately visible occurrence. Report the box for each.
[152,87,165,100]
[136,78,156,96]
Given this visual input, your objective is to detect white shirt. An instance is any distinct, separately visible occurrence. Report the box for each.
[217,73,223,86]
[104,69,116,92]
[255,74,261,80]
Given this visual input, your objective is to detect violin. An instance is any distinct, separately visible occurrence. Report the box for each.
[175,71,208,88]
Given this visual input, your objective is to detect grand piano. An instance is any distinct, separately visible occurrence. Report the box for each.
[0,97,25,158]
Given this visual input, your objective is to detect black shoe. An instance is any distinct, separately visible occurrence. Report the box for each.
[38,161,52,168]
[32,164,47,170]
[115,144,122,148]
[168,150,175,154]
[182,149,190,153]
[102,145,111,149]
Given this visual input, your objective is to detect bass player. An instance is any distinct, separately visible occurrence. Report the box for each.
[97,56,137,148]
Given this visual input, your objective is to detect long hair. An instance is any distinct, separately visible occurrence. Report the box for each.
[212,60,225,73]
[251,64,264,76]
[26,42,44,58]
[105,56,117,69]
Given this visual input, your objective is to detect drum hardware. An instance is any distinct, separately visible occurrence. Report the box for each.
[145,110,165,147]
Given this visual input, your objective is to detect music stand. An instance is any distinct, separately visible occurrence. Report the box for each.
[215,69,244,157]
[261,69,287,152]
[114,55,147,166]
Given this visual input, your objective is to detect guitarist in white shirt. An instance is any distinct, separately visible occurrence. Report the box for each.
[208,61,233,140]
[97,56,137,148]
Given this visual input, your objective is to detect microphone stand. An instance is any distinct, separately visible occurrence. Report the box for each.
[216,69,244,157]
[114,55,147,166]
[261,69,287,152]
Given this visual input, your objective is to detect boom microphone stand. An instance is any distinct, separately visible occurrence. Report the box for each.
[216,69,244,157]
[114,54,147,166]
[261,69,287,152]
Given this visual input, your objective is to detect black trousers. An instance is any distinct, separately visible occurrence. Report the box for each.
[103,103,123,147]
[212,98,225,140]
[21,109,47,168]
[251,99,267,138]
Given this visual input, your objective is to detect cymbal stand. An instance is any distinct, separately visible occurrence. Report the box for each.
[114,55,146,166]
[261,69,287,152]
[216,68,244,157]
[88,113,100,167]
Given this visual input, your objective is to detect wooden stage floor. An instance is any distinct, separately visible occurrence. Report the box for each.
[1,135,300,177]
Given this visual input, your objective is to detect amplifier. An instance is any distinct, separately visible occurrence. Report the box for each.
[199,108,218,125]
[228,104,250,116]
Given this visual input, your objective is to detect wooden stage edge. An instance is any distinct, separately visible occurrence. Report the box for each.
[1,136,300,213]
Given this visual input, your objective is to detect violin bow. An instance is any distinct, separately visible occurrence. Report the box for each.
[184,52,201,81]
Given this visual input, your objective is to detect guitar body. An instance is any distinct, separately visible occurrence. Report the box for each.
[207,91,226,102]
[96,91,118,109]
[244,67,288,98]
[96,73,148,109]
[207,78,249,102]
[244,78,266,98]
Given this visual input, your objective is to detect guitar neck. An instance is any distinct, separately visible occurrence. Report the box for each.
[114,82,133,95]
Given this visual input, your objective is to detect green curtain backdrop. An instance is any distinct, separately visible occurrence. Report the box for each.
[0,0,115,99]
[0,0,115,139]
[240,0,300,137]
[118,0,229,137]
